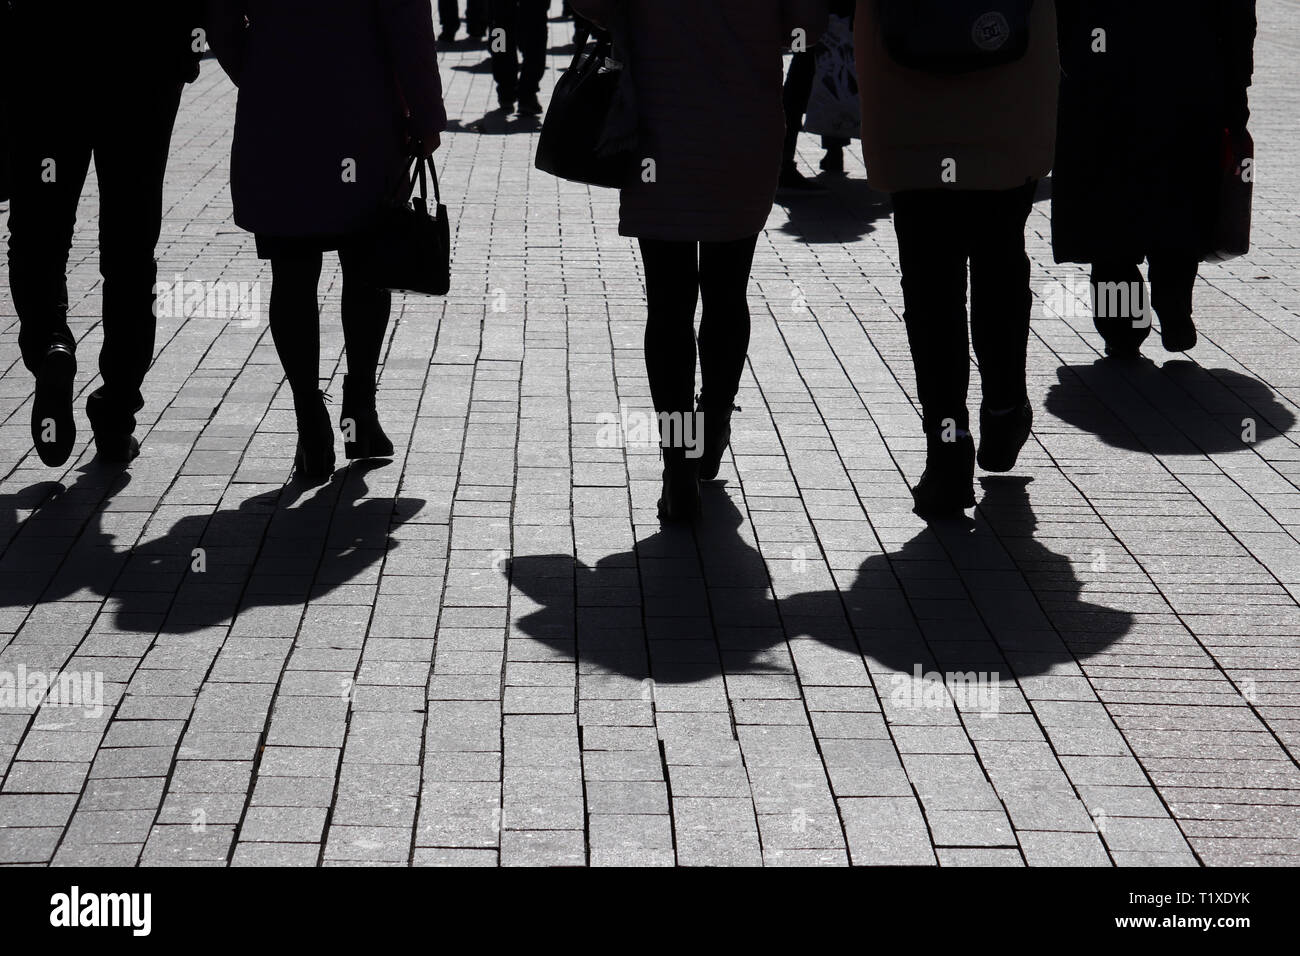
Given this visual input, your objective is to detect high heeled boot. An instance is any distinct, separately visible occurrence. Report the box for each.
[340,374,394,460]
[293,388,336,484]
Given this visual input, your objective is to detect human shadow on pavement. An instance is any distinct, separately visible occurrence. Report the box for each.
[0,461,422,635]
[777,178,890,245]
[509,477,1130,685]
[1046,358,1297,455]
[444,112,542,136]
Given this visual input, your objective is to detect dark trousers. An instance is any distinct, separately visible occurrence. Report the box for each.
[6,74,184,435]
[266,243,392,397]
[891,183,1037,434]
[637,236,759,443]
[489,0,549,101]
[1091,255,1199,350]
[439,0,489,37]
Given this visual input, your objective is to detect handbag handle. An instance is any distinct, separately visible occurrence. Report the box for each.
[408,154,442,206]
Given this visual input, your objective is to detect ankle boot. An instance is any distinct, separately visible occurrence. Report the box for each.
[293,389,335,484]
[977,400,1033,473]
[340,375,393,459]
[697,402,737,482]
[657,450,701,524]
[912,427,976,519]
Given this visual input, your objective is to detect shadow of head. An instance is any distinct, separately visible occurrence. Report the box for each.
[1046,359,1296,455]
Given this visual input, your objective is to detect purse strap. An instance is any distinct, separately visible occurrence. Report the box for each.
[409,154,442,206]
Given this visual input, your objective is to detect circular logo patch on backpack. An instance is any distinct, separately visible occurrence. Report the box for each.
[972,12,1011,51]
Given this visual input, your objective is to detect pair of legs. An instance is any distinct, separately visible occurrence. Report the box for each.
[439,0,489,39]
[637,234,758,519]
[488,0,549,110]
[891,183,1037,438]
[264,243,391,397]
[263,240,394,481]
[7,72,184,454]
[1090,254,1200,357]
[638,235,759,429]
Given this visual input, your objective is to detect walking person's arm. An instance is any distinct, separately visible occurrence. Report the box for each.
[202,0,252,85]
[376,0,450,155]
[1220,0,1258,133]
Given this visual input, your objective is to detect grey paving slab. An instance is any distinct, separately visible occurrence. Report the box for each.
[1,0,1299,866]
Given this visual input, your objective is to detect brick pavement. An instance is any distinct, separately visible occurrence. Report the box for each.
[1,2,1298,866]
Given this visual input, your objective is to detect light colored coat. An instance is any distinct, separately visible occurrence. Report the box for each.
[855,0,1058,193]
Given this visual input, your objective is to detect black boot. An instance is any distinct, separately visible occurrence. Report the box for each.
[657,450,701,524]
[977,400,1033,474]
[912,428,976,519]
[340,375,394,460]
[1159,312,1198,353]
[697,402,737,482]
[293,389,335,485]
[31,343,77,467]
[86,386,143,464]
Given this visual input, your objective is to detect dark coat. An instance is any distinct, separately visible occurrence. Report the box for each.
[4,1,203,85]
[572,0,828,242]
[205,0,447,240]
[1051,0,1257,264]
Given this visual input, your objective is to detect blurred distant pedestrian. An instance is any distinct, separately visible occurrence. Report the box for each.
[439,0,489,43]
[780,0,856,190]
[1052,1,1258,358]
[4,0,202,467]
[205,0,448,484]
[489,0,550,115]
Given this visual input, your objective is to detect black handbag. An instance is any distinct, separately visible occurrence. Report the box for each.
[879,0,1034,74]
[358,153,451,296]
[535,18,638,188]
[1205,128,1253,263]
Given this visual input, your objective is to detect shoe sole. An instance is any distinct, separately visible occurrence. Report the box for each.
[32,350,77,467]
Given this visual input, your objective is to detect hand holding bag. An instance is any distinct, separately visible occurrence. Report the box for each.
[359,152,451,295]
[535,14,638,188]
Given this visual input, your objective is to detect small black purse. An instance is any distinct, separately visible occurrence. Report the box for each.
[535,18,638,189]
[358,154,451,295]
[879,0,1035,75]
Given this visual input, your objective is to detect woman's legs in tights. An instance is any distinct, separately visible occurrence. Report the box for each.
[338,244,393,387]
[268,247,323,395]
[638,235,758,453]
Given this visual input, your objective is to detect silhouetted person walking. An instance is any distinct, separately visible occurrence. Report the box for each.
[489,0,550,115]
[780,0,856,189]
[440,0,489,42]
[856,0,1059,518]
[4,1,202,467]
[1052,1,1258,358]
[205,0,447,484]
[573,0,827,523]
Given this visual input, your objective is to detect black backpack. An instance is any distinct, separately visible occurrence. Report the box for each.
[879,0,1035,74]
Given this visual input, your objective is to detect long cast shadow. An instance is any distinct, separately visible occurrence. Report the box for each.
[510,477,1131,685]
[0,462,422,635]
[1046,359,1296,455]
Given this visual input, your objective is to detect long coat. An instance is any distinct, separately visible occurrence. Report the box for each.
[854,0,1059,194]
[571,0,828,243]
[1051,0,1257,264]
[205,0,447,240]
